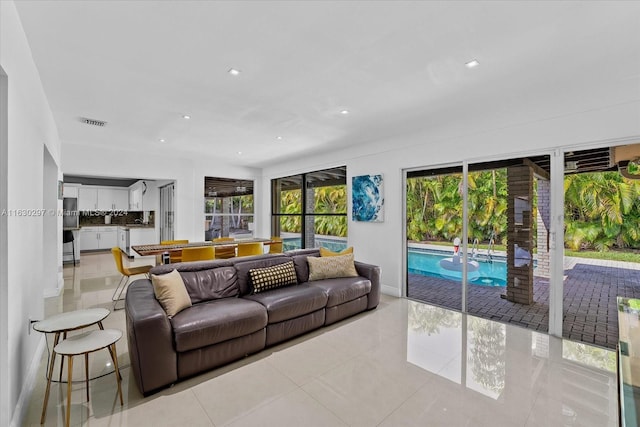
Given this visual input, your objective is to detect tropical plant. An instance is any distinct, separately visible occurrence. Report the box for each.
[564,172,640,251]
[278,185,347,237]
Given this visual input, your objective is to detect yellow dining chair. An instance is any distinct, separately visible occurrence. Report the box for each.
[268,237,283,254]
[181,246,214,262]
[237,242,264,257]
[160,239,189,263]
[212,237,236,259]
[111,247,153,310]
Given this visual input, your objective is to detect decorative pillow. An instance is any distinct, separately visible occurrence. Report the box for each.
[319,246,354,257]
[249,261,298,294]
[307,253,358,281]
[151,269,192,318]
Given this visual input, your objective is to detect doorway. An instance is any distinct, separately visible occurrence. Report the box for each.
[159,183,175,242]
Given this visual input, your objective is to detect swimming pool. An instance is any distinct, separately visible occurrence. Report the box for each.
[283,237,347,253]
[408,249,507,287]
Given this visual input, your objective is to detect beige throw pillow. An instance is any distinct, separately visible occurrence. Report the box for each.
[307,253,358,281]
[151,269,192,317]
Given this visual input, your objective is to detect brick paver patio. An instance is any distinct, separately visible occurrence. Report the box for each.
[407,256,640,349]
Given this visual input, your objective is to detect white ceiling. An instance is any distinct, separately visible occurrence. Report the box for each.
[13,1,640,168]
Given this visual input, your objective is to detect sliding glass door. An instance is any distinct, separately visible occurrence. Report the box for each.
[406,166,463,311]
[406,155,551,334]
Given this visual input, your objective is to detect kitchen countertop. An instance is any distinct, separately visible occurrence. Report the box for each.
[78,224,154,229]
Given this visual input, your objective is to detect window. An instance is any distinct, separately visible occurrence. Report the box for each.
[204,177,254,240]
[272,166,347,251]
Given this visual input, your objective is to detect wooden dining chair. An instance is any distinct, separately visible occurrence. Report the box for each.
[268,237,283,254]
[160,239,189,263]
[181,246,214,262]
[237,242,264,257]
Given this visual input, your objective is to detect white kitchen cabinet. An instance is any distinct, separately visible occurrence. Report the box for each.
[97,188,128,211]
[78,188,98,211]
[62,184,79,198]
[79,227,117,251]
[129,228,156,258]
[129,185,142,211]
[129,180,155,211]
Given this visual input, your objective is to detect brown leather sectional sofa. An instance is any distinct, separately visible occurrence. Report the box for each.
[125,248,381,395]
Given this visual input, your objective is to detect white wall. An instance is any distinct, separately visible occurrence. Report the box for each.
[262,101,640,297]
[62,144,262,242]
[0,1,62,425]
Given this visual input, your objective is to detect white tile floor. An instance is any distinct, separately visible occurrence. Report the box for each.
[24,252,619,426]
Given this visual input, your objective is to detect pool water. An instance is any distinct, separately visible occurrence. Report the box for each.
[408,250,507,287]
[283,238,347,253]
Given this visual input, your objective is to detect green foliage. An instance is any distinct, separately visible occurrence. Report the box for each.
[278,185,347,237]
[407,169,640,253]
[406,170,509,245]
[564,172,640,251]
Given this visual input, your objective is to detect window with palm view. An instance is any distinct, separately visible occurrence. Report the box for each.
[272,166,347,251]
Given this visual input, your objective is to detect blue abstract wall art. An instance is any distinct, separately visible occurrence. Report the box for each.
[352,174,384,222]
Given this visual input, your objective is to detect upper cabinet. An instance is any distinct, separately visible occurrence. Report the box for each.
[129,180,155,211]
[78,187,98,211]
[97,188,128,211]
[78,186,129,211]
[62,184,79,198]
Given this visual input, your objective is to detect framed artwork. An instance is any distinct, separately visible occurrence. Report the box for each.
[352,174,384,222]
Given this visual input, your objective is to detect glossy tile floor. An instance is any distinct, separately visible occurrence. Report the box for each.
[24,252,619,426]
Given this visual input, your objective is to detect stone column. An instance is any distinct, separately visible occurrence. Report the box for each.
[304,186,316,248]
[506,166,534,304]
[536,179,551,278]
[222,197,231,237]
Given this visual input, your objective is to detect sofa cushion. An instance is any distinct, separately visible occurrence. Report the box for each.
[234,255,291,295]
[250,261,297,294]
[244,285,328,324]
[179,266,239,304]
[171,298,267,352]
[307,253,358,281]
[308,277,372,308]
[151,269,192,318]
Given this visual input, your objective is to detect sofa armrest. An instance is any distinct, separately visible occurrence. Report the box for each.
[354,261,381,309]
[125,279,177,395]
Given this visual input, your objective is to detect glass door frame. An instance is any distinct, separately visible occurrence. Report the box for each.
[403,149,563,337]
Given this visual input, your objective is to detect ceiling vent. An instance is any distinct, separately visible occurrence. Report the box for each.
[80,117,107,127]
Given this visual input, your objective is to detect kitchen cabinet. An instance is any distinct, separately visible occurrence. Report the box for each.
[97,188,128,211]
[79,187,128,211]
[79,227,117,251]
[63,184,79,198]
[129,185,142,210]
[78,187,98,211]
[129,227,156,258]
[129,180,155,211]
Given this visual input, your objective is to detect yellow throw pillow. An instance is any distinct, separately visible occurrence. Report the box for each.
[151,269,192,318]
[319,246,353,257]
[307,253,358,281]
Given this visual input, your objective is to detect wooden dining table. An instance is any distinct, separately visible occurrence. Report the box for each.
[132,238,275,264]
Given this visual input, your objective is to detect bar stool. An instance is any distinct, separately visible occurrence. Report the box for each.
[63,230,76,266]
[54,329,124,427]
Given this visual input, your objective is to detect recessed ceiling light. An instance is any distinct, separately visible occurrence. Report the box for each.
[276,136,283,141]
[340,110,350,115]
[182,114,191,120]
[237,151,242,155]
[465,59,480,68]
[228,68,241,76]
[159,138,166,143]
